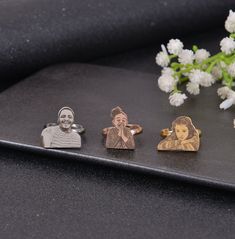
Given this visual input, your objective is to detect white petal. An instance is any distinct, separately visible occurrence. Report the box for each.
[219,98,234,110]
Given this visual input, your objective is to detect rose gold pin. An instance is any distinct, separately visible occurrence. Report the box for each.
[103,106,143,150]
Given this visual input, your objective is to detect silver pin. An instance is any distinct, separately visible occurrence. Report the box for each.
[41,107,84,148]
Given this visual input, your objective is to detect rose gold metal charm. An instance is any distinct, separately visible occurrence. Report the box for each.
[103,106,142,150]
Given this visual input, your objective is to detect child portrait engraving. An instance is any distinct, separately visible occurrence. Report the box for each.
[105,106,135,150]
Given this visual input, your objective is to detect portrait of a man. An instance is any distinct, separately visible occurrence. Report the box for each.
[41,107,81,148]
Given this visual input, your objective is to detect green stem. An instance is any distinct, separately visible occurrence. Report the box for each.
[222,69,233,88]
[171,84,180,93]
[230,33,235,39]
[200,52,223,66]
[206,60,219,73]
[178,77,189,84]
[169,54,177,60]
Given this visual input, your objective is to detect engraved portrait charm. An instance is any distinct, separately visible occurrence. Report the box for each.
[103,106,143,150]
[41,107,84,148]
[157,116,200,152]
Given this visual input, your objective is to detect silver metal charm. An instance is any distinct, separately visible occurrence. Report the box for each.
[41,107,84,148]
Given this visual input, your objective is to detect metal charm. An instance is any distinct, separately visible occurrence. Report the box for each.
[103,106,142,150]
[157,116,200,152]
[41,107,84,148]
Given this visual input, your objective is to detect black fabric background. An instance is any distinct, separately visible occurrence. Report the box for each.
[0,1,235,239]
[0,0,234,88]
[0,149,235,239]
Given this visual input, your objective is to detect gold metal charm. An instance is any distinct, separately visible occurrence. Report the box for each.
[157,116,200,152]
[103,106,142,150]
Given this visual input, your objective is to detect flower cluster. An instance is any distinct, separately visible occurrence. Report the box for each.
[156,10,235,109]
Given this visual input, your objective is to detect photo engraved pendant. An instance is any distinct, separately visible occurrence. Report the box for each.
[41,107,83,148]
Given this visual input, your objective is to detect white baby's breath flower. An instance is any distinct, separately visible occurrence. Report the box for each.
[211,66,222,80]
[158,74,176,93]
[161,44,168,54]
[167,39,184,55]
[219,89,235,110]
[178,49,194,65]
[220,98,235,110]
[182,72,190,77]
[188,69,203,84]
[225,10,235,33]
[169,93,187,106]
[161,67,174,76]
[227,89,235,98]
[186,82,200,95]
[220,37,235,55]
[187,68,214,87]
[217,86,232,99]
[155,51,169,67]
[227,62,235,77]
[195,49,210,63]
[199,72,215,87]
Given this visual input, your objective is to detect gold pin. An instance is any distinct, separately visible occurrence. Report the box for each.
[157,116,200,152]
[103,106,143,150]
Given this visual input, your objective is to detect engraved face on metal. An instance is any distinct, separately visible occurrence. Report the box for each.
[41,107,81,148]
[105,106,135,150]
[112,113,128,128]
[58,108,74,130]
[175,124,189,141]
[157,116,200,152]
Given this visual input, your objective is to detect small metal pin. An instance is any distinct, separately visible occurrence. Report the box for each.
[157,116,200,152]
[41,107,84,148]
[103,106,143,150]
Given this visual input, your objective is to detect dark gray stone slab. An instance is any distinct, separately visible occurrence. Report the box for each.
[0,63,235,190]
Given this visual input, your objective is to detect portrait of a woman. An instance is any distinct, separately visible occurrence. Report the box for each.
[157,116,200,151]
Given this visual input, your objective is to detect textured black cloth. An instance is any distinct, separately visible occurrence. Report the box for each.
[93,28,226,74]
[0,148,234,239]
[0,0,234,87]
